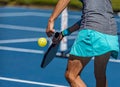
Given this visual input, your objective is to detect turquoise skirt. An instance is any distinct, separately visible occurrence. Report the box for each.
[70,29,119,59]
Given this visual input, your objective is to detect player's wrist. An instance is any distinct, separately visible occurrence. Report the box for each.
[61,28,71,37]
[48,18,54,23]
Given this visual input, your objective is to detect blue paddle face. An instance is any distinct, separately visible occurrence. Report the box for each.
[41,44,59,68]
[41,32,60,68]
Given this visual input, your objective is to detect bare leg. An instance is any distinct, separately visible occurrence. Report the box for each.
[94,52,111,87]
[65,55,91,87]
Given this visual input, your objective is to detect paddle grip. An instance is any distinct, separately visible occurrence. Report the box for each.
[54,32,60,38]
[52,32,60,46]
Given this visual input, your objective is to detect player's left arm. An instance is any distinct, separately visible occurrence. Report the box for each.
[46,0,70,37]
[49,0,70,23]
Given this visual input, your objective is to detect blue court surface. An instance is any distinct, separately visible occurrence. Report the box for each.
[0,6,120,87]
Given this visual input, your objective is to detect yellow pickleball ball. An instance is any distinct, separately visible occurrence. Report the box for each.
[38,37,47,47]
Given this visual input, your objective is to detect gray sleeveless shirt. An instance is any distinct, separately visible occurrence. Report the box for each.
[78,0,117,35]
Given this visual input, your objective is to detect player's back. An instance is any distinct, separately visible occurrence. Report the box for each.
[80,0,117,35]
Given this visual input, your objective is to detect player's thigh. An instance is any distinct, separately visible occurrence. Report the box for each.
[94,52,111,75]
[66,55,91,76]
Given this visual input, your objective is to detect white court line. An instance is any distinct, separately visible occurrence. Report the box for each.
[0,24,77,34]
[0,38,38,44]
[0,38,50,44]
[0,24,45,32]
[0,12,80,19]
[0,46,44,54]
[0,36,76,44]
[0,46,61,56]
[0,46,120,63]
[0,12,51,17]
[0,46,61,57]
[0,77,68,87]
[109,58,120,63]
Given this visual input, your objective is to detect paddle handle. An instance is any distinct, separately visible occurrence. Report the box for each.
[54,32,60,38]
[52,32,60,46]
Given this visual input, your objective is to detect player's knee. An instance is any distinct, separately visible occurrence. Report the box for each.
[65,71,75,82]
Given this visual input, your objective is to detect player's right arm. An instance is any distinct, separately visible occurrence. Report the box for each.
[68,20,80,33]
[46,0,70,37]
[61,20,80,37]
[52,20,81,44]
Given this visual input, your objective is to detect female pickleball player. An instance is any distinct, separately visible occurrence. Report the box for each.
[46,0,119,87]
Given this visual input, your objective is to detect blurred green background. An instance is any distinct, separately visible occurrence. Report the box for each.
[0,0,120,12]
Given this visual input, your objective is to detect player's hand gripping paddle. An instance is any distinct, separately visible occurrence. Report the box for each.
[41,32,60,68]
